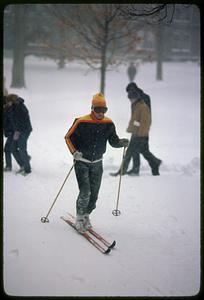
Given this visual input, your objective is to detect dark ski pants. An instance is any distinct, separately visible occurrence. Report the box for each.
[123,135,160,173]
[74,160,103,216]
[12,132,31,173]
[4,135,13,169]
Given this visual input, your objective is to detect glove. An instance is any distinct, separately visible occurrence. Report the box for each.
[120,138,129,148]
[13,131,20,141]
[133,120,140,127]
[73,151,83,161]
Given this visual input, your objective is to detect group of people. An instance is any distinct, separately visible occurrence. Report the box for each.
[3,93,32,176]
[3,72,161,233]
[65,86,161,233]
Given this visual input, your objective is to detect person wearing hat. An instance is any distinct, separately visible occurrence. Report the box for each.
[65,92,129,233]
[126,82,151,113]
[110,83,161,176]
[5,94,32,176]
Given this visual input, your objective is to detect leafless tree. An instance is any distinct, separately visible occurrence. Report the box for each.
[45,4,142,94]
[115,4,193,80]
[11,5,26,88]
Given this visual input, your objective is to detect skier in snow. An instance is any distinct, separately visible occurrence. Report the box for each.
[110,83,161,176]
[5,94,32,176]
[65,93,129,233]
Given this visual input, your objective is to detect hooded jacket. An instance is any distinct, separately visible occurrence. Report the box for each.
[11,97,32,134]
[65,112,124,161]
[3,105,14,137]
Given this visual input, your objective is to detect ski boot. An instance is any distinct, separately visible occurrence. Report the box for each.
[83,214,92,230]
[75,215,86,233]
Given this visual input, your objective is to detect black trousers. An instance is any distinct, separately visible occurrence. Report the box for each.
[12,132,31,173]
[74,160,103,215]
[4,134,23,169]
[123,135,160,173]
[4,135,13,168]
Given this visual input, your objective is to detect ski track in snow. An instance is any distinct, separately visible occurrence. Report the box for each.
[3,57,200,297]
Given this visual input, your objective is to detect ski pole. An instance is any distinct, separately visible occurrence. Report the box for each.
[112,146,126,216]
[41,163,75,223]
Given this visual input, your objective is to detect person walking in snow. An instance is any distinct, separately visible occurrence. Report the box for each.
[5,94,32,176]
[127,62,137,82]
[65,93,129,233]
[127,82,151,114]
[3,96,16,171]
[3,79,12,171]
[110,83,161,176]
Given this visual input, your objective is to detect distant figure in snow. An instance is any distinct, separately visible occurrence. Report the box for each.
[65,93,129,233]
[110,82,162,176]
[127,62,137,82]
[5,94,32,176]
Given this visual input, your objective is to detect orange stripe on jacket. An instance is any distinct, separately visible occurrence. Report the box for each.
[64,118,79,153]
[64,113,113,154]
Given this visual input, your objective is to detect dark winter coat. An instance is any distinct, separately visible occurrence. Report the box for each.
[65,112,124,161]
[10,97,32,134]
[3,105,14,137]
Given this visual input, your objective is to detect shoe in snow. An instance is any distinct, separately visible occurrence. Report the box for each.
[152,160,162,176]
[126,169,139,176]
[110,170,126,176]
[16,167,25,174]
[20,170,31,176]
[4,166,12,172]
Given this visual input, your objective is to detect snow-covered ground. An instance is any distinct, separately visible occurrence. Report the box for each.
[3,57,200,296]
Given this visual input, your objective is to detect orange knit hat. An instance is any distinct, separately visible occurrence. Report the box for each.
[92,93,107,108]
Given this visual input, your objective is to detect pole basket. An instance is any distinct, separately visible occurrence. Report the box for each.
[41,217,49,223]
[112,209,121,216]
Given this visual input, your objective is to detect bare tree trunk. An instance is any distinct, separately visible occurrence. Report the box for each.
[155,25,163,81]
[100,45,107,94]
[11,5,26,88]
[57,26,66,69]
[100,20,108,94]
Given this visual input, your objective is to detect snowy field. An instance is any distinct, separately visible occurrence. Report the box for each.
[3,56,200,296]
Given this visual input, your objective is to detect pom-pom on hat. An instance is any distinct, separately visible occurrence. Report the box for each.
[92,93,107,108]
